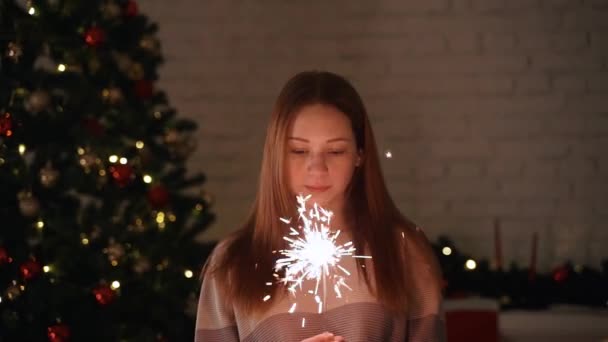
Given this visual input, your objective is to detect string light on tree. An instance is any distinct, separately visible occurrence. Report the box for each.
[465,259,477,270]
[385,150,392,159]
[442,247,452,256]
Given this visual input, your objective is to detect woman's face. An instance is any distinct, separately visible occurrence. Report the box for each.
[285,104,361,213]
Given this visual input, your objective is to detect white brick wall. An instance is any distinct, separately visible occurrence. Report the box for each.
[140,0,608,271]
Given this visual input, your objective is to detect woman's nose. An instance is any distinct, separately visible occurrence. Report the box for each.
[306,152,328,172]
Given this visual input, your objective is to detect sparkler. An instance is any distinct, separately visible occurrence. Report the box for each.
[270,194,371,317]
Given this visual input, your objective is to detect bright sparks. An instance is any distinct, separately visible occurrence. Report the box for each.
[273,195,370,315]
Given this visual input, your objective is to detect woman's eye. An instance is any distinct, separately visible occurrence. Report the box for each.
[291,149,307,154]
[328,150,346,155]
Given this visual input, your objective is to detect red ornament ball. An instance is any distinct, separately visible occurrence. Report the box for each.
[84,27,106,47]
[125,0,138,17]
[93,285,116,305]
[0,112,13,137]
[47,323,71,342]
[553,265,570,283]
[109,164,134,187]
[20,259,42,280]
[134,80,154,99]
[0,246,12,265]
[147,184,170,209]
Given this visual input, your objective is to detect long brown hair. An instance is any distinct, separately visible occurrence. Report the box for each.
[205,71,441,316]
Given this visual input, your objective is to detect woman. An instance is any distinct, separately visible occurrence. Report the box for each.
[195,71,445,342]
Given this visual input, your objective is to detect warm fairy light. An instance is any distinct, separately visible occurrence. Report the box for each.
[28,7,36,15]
[43,265,51,273]
[81,237,89,245]
[184,270,193,278]
[77,147,85,155]
[143,175,152,183]
[108,155,118,163]
[156,212,165,223]
[99,169,106,176]
[465,259,477,270]
[168,213,176,222]
[111,260,118,266]
[274,195,371,315]
[0,296,2,303]
[57,64,66,72]
[111,281,120,290]
[195,204,203,211]
[385,150,392,159]
[36,220,44,230]
[119,157,127,165]
[153,111,162,119]
[442,247,452,256]
[18,144,26,155]
[158,222,166,230]
[135,141,144,149]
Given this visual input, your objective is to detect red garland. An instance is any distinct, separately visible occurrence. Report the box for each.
[147,184,170,209]
[84,27,106,47]
[109,164,134,187]
[125,0,138,17]
[20,259,42,280]
[0,246,12,265]
[0,112,13,137]
[47,323,71,342]
[93,285,116,305]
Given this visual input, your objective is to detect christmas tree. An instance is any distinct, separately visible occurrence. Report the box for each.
[0,1,215,340]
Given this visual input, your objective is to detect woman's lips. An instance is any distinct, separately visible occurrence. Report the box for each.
[305,185,331,192]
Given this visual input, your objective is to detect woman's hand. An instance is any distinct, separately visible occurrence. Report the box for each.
[301,332,345,342]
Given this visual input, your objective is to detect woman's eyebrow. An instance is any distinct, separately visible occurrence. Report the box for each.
[287,137,351,142]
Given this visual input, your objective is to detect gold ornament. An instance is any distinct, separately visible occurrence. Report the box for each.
[127,63,144,80]
[5,284,21,301]
[39,162,59,188]
[25,90,51,113]
[17,191,40,217]
[104,238,125,262]
[101,1,121,19]
[79,153,98,169]
[164,130,196,159]
[6,42,23,62]
[112,52,132,72]
[139,36,160,55]
[101,87,124,105]
[164,129,179,144]
[133,257,151,274]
